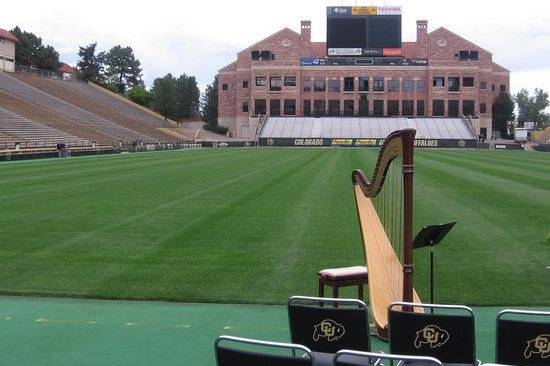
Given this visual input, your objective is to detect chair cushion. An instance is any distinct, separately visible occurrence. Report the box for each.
[318,266,368,281]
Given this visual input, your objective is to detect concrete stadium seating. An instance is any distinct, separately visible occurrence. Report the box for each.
[260,117,477,140]
[60,80,165,128]
[10,74,176,142]
[0,72,154,143]
[0,90,112,143]
[0,106,84,145]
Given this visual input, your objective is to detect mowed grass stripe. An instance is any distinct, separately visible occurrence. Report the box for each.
[0,148,548,305]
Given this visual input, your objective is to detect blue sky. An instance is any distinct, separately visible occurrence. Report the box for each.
[1,0,549,98]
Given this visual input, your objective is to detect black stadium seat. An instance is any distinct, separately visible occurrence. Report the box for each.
[388,302,478,365]
[287,296,371,366]
[496,309,550,366]
[215,335,314,366]
[334,350,442,366]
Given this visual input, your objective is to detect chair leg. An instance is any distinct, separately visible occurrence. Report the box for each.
[358,284,363,301]
[318,279,324,297]
[333,286,339,308]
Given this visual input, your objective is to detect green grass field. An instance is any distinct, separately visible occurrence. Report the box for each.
[0,148,548,305]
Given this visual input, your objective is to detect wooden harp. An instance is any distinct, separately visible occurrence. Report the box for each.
[351,128,421,340]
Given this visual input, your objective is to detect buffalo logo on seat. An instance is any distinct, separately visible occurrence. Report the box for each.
[414,325,450,349]
[313,319,345,342]
[524,334,550,359]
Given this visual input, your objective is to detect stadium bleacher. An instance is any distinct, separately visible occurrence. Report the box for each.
[60,80,166,128]
[0,89,111,144]
[0,72,151,143]
[10,73,174,142]
[260,117,477,140]
[0,106,85,147]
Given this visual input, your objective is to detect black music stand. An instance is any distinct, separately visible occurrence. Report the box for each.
[413,222,456,310]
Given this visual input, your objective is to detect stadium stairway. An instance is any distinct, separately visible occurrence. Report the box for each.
[0,106,85,145]
[0,72,150,143]
[10,74,176,142]
[0,90,112,144]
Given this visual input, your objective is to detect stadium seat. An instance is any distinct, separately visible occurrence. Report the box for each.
[334,350,442,366]
[495,309,550,366]
[287,296,371,366]
[388,302,478,365]
[215,335,314,366]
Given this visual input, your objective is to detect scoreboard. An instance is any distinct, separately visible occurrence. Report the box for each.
[326,6,402,57]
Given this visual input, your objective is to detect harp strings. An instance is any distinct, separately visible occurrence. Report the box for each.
[372,156,404,295]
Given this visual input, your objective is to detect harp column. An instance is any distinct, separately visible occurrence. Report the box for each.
[401,129,416,303]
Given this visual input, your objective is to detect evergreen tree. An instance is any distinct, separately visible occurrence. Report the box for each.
[493,92,515,138]
[176,74,200,118]
[76,43,105,83]
[35,45,61,71]
[9,26,60,71]
[201,75,218,124]
[103,45,143,93]
[128,85,151,107]
[150,74,179,120]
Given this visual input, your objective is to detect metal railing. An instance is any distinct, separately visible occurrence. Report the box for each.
[15,65,63,80]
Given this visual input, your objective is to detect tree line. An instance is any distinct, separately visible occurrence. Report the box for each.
[8,26,223,133]
[493,89,549,138]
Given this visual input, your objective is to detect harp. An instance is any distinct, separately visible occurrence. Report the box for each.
[351,128,421,340]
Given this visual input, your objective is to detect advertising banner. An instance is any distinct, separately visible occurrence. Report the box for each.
[300,58,326,66]
[259,138,477,149]
[352,6,377,15]
[328,48,363,56]
[382,48,402,56]
[377,6,402,15]
[327,6,352,16]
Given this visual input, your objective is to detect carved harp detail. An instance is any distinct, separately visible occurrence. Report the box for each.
[351,128,421,340]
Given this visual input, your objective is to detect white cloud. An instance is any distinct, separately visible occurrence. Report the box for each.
[0,0,549,100]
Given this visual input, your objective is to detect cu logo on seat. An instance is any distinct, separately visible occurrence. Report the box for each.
[524,334,550,359]
[313,319,345,342]
[414,325,450,349]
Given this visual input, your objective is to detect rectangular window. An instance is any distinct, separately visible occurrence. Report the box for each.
[270,99,280,116]
[463,100,475,116]
[359,95,368,116]
[303,100,312,116]
[387,100,399,116]
[314,78,325,92]
[255,77,266,86]
[328,79,340,92]
[254,99,266,115]
[284,77,296,87]
[448,100,459,117]
[387,80,399,92]
[260,50,273,60]
[242,102,249,113]
[463,77,474,87]
[269,77,282,91]
[433,100,445,116]
[402,80,414,92]
[359,77,369,92]
[284,99,296,115]
[251,51,260,60]
[492,84,495,92]
[373,77,384,92]
[242,81,248,88]
[344,77,354,92]
[433,77,445,87]
[328,100,340,116]
[448,77,460,92]
[500,84,506,92]
[373,100,384,116]
[459,50,470,60]
[222,83,228,91]
[402,100,414,116]
[416,100,425,116]
[469,51,478,60]
[303,78,311,92]
[416,79,426,92]
[344,100,354,116]
[480,103,486,114]
[313,100,325,116]
[480,81,487,90]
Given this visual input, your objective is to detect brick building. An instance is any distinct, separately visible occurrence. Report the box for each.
[218,17,510,139]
